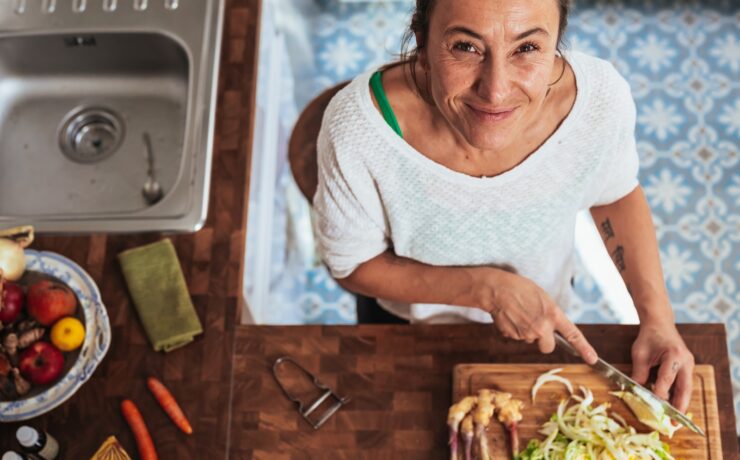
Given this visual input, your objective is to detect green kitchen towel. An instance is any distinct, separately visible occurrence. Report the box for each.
[118,239,203,352]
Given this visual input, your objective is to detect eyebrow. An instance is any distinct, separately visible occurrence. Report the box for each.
[446,26,550,42]
[514,27,549,41]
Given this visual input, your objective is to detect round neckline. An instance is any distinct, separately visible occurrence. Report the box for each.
[357,50,589,187]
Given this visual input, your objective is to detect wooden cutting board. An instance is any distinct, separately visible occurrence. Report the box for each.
[453,364,721,459]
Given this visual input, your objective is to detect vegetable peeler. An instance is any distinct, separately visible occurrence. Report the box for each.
[272,356,350,430]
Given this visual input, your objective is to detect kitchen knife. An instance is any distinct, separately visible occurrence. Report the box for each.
[553,332,705,436]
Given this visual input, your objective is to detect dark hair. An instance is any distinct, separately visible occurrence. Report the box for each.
[399,0,571,99]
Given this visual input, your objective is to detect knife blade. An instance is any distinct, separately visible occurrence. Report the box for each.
[553,332,705,436]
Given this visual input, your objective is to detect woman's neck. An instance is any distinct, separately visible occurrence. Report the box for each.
[379,57,576,178]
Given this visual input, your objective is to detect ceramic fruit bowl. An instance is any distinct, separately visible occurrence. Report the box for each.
[0,250,111,421]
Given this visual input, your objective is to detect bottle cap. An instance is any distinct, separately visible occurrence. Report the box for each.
[16,425,38,447]
[2,451,25,460]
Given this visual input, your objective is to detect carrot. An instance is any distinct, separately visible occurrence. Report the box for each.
[121,399,158,460]
[147,376,193,435]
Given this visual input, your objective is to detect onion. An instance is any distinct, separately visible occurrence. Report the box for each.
[521,370,678,459]
[0,225,34,282]
[531,368,574,403]
[521,384,676,460]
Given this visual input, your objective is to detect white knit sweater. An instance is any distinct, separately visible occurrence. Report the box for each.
[313,50,639,323]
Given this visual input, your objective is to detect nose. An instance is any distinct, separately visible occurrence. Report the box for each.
[476,55,511,104]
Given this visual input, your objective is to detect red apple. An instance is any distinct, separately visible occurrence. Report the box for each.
[0,281,24,324]
[18,342,65,386]
[27,280,77,326]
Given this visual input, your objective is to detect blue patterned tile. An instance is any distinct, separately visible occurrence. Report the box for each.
[643,159,705,219]
[258,0,740,431]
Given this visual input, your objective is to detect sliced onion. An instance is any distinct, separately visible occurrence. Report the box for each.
[523,370,677,459]
[532,368,574,403]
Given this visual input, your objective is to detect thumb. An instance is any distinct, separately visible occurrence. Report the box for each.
[631,344,651,385]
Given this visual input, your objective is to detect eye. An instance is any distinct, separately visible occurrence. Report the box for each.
[452,41,478,54]
[517,42,540,54]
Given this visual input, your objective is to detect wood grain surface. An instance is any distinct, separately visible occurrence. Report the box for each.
[453,364,721,459]
[0,0,260,457]
[230,324,738,460]
[0,1,737,459]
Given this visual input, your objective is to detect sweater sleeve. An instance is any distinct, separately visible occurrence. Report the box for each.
[589,73,641,207]
[312,105,389,279]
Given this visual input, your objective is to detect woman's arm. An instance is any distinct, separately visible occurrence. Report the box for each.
[590,186,695,412]
[339,251,598,363]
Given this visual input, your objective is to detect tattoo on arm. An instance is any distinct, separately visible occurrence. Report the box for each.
[612,246,626,272]
[600,218,615,241]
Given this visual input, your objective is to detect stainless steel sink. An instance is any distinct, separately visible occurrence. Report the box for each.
[0,0,224,233]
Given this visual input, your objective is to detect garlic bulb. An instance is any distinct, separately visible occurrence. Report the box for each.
[0,226,34,282]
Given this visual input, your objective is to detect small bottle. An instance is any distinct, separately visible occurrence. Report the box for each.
[2,452,22,460]
[2,451,40,460]
[15,426,59,460]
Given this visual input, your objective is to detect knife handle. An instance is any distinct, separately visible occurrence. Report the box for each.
[554,332,582,358]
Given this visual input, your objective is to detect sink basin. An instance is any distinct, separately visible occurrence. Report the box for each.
[0,0,224,233]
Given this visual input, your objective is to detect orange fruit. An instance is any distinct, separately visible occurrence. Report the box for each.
[50,317,85,352]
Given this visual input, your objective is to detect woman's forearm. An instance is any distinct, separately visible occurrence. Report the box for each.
[340,250,598,362]
[590,186,673,324]
[337,251,495,309]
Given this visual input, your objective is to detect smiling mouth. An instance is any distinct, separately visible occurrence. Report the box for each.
[466,104,516,122]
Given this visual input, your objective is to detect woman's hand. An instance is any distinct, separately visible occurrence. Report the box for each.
[480,269,598,364]
[631,321,695,413]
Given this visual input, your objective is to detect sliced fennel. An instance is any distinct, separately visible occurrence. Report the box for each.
[532,368,574,404]
[610,389,683,438]
[518,385,675,460]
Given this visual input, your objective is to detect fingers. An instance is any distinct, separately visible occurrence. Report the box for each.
[491,312,522,341]
[630,346,651,385]
[537,331,555,354]
[488,285,581,359]
[654,355,682,401]
[671,361,694,413]
[554,313,597,364]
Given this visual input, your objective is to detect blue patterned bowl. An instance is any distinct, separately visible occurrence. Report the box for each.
[0,250,111,422]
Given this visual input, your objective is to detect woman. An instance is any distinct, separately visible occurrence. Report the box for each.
[313,0,695,412]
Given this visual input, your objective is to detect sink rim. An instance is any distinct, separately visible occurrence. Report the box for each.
[0,0,225,233]
[0,30,192,218]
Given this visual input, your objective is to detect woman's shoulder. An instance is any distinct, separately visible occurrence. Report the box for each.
[570,50,631,90]
[568,50,635,117]
[321,70,376,136]
[320,64,419,151]
[318,68,395,166]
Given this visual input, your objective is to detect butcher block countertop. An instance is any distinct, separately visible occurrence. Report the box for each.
[229,324,738,459]
[0,0,737,459]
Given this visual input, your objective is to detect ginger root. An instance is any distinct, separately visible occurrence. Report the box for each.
[11,368,30,396]
[18,328,44,349]
[3,332,18,357]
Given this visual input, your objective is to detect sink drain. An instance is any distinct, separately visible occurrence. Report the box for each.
[58,107,125,163]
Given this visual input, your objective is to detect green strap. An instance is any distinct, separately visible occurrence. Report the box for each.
[370,70,403,138]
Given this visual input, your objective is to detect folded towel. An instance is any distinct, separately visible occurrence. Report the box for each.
[118,239,203,352]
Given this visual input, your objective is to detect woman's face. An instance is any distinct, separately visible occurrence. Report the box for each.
[421,0,561,152]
